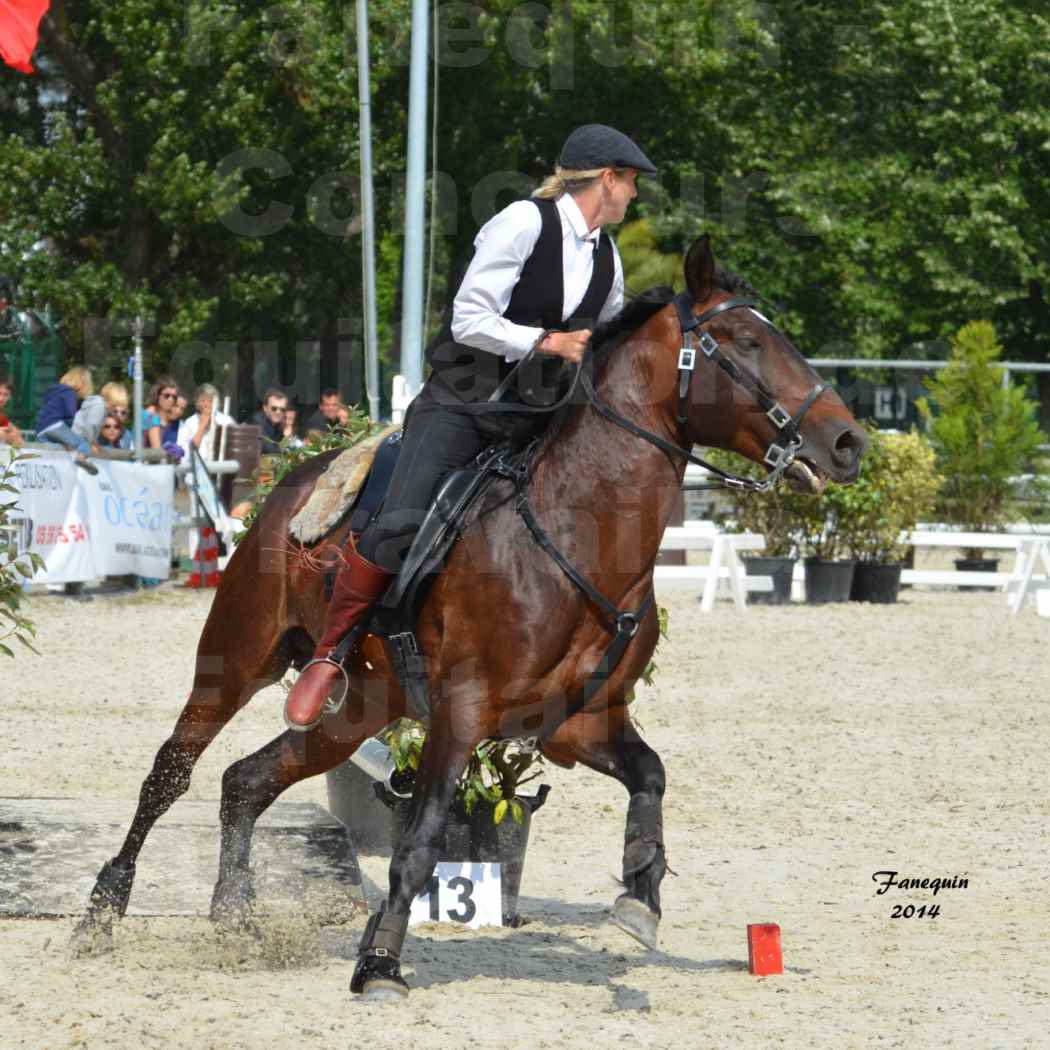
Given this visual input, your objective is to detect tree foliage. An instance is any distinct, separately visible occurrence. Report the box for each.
[1,0,1046,413]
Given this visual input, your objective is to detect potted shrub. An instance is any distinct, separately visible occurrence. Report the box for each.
[789,484,858,604]
[376,721,549,926]
[706,449,800,604]
[917,321,1047,573]
[834,424,941,603]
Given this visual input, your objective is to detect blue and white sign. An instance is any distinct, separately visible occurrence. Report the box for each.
[409,862,503,929]
[3,448,175,582]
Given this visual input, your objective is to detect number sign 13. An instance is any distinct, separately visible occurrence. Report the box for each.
[409,861,503,929]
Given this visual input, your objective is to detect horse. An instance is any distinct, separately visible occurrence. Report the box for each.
[73,234,867,999]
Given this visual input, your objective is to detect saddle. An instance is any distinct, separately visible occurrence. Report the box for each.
[319,433,528,718]
[316,429,652,722]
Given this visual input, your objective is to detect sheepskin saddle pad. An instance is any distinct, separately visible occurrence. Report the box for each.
[288,424,400,545]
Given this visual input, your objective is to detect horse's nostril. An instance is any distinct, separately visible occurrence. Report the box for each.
[833,428,862,464]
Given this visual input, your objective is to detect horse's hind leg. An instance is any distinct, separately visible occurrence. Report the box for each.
[209,703,394,927]
[73,586,295,944]
[542,702,667,949]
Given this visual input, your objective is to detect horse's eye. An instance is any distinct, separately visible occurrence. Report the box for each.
[736,336,762,352]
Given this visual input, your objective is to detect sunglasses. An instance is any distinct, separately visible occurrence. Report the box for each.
[160,391,178,400]
[102,423,119,430]
[267,404,287,413]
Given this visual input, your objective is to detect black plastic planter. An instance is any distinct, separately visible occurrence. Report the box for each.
[954,557,1000,592]
[850,562,903,603]
[743,556,796,605]
[384,784,551,926]
[803,558,855,604]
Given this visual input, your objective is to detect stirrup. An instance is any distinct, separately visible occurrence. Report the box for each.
[283,656,351,733]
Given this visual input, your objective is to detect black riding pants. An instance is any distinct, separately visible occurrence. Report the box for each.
[355,378,538,573]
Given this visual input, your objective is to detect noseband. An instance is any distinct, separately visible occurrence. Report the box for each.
[579,292,828,493]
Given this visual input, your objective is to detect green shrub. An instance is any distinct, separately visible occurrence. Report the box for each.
[917,321,1046,555]
[0,451,45,657]
[835,425,941,563]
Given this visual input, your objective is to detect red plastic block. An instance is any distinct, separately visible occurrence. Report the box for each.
[747,923,783,976]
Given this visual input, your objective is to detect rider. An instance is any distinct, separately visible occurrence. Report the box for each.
[284,124,657,730]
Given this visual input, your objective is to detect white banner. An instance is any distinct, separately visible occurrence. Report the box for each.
[2,448,175,583]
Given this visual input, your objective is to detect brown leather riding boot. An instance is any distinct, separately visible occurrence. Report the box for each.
[284,545,393,731]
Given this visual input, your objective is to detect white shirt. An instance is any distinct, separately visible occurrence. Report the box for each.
[450,194,624,361]
[177,410,235,464]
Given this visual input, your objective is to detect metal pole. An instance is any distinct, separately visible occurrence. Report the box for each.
[397,0,429,399]
[132,316,144,463]
[356,0,381,423]
[218,394,230,462]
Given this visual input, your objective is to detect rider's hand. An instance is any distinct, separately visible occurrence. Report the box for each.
[537,329,591,364]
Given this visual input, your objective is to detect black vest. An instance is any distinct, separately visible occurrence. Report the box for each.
[425,197,614,405]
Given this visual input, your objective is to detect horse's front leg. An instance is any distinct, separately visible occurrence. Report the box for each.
[541,701,667,948]
[350,701,480,1001]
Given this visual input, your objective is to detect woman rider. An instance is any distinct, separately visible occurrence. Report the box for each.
[285,124,657,730]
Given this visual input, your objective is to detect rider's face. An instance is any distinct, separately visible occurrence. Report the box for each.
[602,167,638,225]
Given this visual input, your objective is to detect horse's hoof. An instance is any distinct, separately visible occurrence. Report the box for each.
[610,894,659,950]
[360,978,409,1003]
[211,905,259,936]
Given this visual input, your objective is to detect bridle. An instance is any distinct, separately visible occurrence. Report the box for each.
[580,291,830,492]
[446,290,830,493]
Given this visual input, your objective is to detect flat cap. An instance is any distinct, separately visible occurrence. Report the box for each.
[558,124,657,176]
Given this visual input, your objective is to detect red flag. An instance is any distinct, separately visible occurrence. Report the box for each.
[0,0,51,74]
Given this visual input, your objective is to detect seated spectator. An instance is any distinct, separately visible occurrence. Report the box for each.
[72,390,106,448]
[304,389,344,435]
[252,388,288,454]
[177,383,234,463]
[99,381,134,450]
[0,375,24,447]
[97,414,124,449]
[163,391,186,447]
[281,405,304,449]
[143,375,180,453]
[35,366,98,474]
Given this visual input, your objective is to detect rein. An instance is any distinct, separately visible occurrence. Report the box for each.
[447,291,828,492]
[580,292,827,492]
[453,291,827,700]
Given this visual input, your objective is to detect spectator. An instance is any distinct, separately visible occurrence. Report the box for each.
[252,387,287,454]
[304,389,343,434]
[35,366,98,473]
[143,375,180,451]
[163,392,187,446]
[0,375,24,447]
[99,381,134,450]
[281,405,304,449]
[177,383,234,463]
[97,414,124,449]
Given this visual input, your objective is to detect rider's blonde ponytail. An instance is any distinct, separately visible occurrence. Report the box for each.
[532,166,610,199]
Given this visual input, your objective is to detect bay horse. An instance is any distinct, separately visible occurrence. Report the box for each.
[73,235,866,998]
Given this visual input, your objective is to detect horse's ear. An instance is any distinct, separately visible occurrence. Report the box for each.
[685,234,716,303]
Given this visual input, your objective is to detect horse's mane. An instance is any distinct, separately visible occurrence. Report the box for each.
[590,267,769,360]
[590,286,676,360]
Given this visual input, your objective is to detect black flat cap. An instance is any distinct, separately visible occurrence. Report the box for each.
[558,124,657,176]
